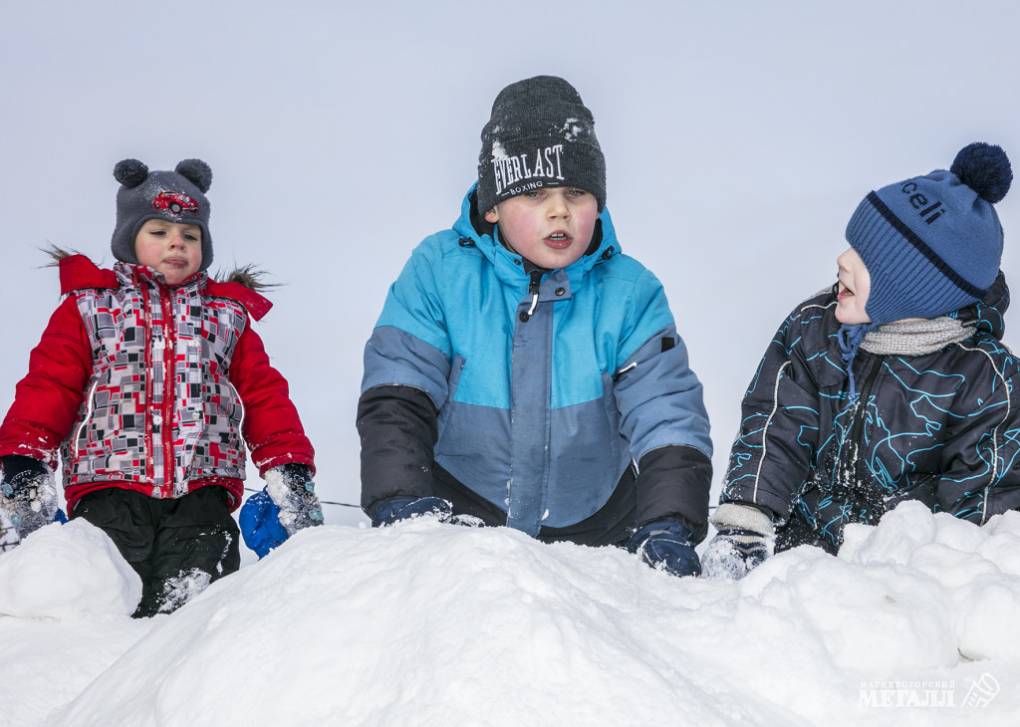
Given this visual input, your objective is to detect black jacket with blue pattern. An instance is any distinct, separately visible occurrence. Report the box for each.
[721,274,1020,553]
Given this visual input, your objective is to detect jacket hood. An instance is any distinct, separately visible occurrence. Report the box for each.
[58,254,272,321]
[451,183,621,288]
[956,271,1010,340]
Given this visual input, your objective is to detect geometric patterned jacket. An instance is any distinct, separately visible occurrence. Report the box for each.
[0,255,315,513]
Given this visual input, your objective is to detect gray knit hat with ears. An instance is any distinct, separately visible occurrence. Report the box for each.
[111,158,214,271]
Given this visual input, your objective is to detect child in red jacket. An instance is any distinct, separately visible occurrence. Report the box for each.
[0,159,321,616]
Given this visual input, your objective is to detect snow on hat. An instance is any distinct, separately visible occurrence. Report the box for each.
[845,142,1012,324]
[111,158,214,271]
[476,75,606,213]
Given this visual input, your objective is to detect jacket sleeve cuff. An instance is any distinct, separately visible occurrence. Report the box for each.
[636,444,712,543]
[358,385,439,510]
[710,502,775,537]
[257,453,316,478]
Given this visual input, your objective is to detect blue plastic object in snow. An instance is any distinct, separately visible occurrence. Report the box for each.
[240,488,289,559]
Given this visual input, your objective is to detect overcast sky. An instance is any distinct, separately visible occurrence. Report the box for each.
[2,1,1019,524]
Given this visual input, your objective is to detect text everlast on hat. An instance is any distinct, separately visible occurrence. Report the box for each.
[477,75,606,214]
[111,158,215,271]
[845,142,1012,324]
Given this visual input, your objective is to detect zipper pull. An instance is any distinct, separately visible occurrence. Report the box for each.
[519,271,542,323]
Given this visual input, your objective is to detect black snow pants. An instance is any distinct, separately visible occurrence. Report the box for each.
[72,486,240,618]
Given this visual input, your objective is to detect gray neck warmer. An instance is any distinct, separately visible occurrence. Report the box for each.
[860,316,975,356]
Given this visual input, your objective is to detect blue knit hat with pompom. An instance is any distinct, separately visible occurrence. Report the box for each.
[845,142,1012,324]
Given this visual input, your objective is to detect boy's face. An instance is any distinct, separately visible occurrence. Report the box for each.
[134,218,203,286]
[484,187,598,270]
[835,247,871,324]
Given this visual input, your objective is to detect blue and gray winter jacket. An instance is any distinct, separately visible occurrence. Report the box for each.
[722,275,1020,553]
[358,187,713,540]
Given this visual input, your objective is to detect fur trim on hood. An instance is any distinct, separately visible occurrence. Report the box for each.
[216,264,277,293]
[44,248,275,293]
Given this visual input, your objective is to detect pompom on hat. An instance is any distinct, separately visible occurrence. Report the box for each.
[111,158,215,271]
[845,143,1011,325]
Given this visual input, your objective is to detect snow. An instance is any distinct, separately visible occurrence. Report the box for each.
[0,502,1018,726]
[0,617,153,726]
[0,519,140,620]
[0,520,152,727]
[560,118,583,141]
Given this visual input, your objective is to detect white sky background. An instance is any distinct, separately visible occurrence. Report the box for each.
[1,1,1019,525]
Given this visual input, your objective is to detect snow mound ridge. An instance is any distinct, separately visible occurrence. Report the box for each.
[840,501,1020,662]
[47,502,1020,726]
[0,519,140,620]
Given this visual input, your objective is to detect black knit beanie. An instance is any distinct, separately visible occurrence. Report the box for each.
[477,76,606,213]
[111,158,214,271]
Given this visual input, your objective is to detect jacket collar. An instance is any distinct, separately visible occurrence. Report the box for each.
[58,256,271,321]
[114,261,207,292]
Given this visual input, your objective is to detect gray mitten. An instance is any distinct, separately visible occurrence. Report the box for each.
[0,507,21,553]
[265,463,324,536]
[0,455,58,547]
[701,503,775,580]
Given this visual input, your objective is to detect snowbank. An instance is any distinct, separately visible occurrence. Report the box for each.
[0,520,151,727]
[0,617,152,727]
[27,501,1018,727]
[840,502,1020,663]
[0,519,141,620]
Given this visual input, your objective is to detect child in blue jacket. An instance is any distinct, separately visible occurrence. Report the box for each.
[357,76,712,576]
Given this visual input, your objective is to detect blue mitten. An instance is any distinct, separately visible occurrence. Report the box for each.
[240,488,289,559]
[628,518,701,577]
[369,496,453,527]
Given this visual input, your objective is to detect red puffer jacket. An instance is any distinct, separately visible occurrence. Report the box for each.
[0,255,315,512]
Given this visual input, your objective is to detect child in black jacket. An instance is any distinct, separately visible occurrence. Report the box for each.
[704,143,1020,578]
